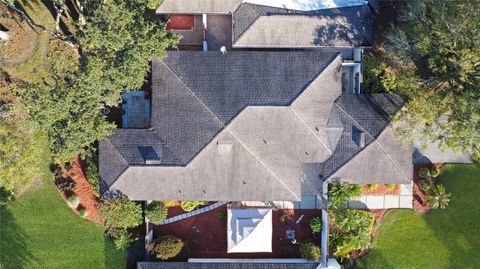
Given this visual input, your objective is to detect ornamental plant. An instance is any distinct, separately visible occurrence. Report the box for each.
[309,217,322,233]
[100,195,143,228]
[299,242,321,261]
[67,195,80,208]
[425,184,451,209]
[328,184,362,208]
[147,235,184,260]
[180,201,207,212]
[418,167,430,179]
[385,184,396,191]
[366,184,379,192]
[145,201,168,224]
[430,166,441,178]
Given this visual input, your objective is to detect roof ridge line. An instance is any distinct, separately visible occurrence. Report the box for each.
[289,107,332,154]
[233,3,263,43]
[158,61,225,127]
[334,101,375,139]
[225,126,301,200]
[102,138,130,191]
[372,131,411,181]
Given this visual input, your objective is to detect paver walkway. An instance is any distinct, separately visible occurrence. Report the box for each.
[348,183,413,209]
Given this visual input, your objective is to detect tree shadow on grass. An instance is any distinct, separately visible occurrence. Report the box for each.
[0,208,35,269]
[423,164,480,269]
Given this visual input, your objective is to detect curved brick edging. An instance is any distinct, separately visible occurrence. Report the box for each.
[156,201,228,225]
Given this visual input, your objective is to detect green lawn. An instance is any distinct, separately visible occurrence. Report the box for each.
[357,164,480,269]
[0,176,126,268]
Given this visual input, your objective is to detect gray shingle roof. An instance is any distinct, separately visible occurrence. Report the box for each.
[323,94,411,184]
[99,51,339,198]
[152,51,337,165]
[137,262,320,269]
[233,3,373,47]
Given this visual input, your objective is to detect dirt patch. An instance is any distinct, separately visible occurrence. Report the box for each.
[0,5,39,66]
[362,184,400,195]
[60,157,101,223]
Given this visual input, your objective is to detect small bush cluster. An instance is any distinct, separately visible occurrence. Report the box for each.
[366,184,379,192]
[418,166,450,209]
[309,216,322,233]
[145,201,168,224]
[299,242,321,261]
[85,153,100,197]
[328,184,362,208]
[330,209,375,261]
[100,195,143,228]
[55,178,76,192]
[67,194,80,208]
[147,235,184,260]
[180,201,207,212]
[385,184,396,191]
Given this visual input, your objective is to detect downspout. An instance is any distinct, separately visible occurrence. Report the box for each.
[202,14,208,51]
[320,180,329,268]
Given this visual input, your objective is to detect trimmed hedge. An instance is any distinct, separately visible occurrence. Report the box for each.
[145,201,168,224]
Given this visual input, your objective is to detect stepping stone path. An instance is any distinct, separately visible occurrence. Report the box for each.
[156,201,228,225]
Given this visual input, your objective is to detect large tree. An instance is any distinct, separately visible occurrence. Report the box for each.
[382,0,479,153]
[21,0,178,162]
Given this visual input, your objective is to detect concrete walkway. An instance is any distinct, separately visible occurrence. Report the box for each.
[156,201,228,225]
[348,183,413,209]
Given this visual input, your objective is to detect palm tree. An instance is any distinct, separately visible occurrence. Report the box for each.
[425,184,451,209]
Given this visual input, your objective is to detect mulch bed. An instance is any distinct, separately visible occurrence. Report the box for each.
[57,157,101,223]
[154,206,321,259]
[167,15,195,30]
[362,184,400,195]
[412,163,444,213]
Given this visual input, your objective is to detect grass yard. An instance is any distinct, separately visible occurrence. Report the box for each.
[0,173,126,269]
[357,164,480,269]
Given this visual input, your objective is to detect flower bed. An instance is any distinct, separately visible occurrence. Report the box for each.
[362,184,400,195]
[54,158,101,222]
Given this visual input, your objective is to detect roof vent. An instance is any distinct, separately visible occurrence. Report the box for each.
[145,159,162,165]
[220,46,227,54]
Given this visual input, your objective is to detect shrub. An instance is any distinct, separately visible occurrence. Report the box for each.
[163,200,177,207]
[430,166,441,178]
[418,179,432,192]
[100,195,143,228]
[419,167,430,179]
[67,195,80,208]
[78,208,88,218]
[147,235,184,260]
[55,178,76,192]
[473,147,480,163]
[218,210,227,225]
[366,184,379,192]
[0,187,13,207]
[115,232,136,251]
[426,184,451,209]
[279,214,286,223]
[85,153,100,197]
[328,184,362,208]
[145,201,168,224]
[334,244,355,262]
[180,201,207,212]
[331,209,374,250]
[299,242,321,261]
[70,172,78,180]
[385,184,396,191]
[309,216,322,233]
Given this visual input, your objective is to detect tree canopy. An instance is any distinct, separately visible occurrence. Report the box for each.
[18,0,178,162]
[382,0,479,153]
